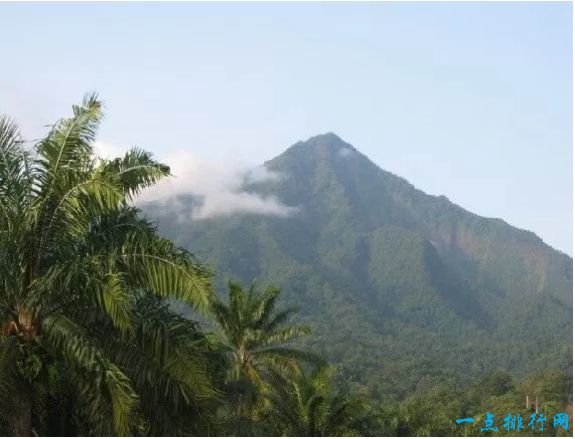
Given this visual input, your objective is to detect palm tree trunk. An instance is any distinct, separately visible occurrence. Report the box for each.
[237,393,245,418]
[10,381,32,436]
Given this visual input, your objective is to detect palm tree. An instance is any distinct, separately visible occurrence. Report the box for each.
[265,366,369,436]
[0,95,218,435]
[211,281,316,421]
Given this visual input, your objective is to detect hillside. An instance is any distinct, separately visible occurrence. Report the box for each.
[143,133,572,402]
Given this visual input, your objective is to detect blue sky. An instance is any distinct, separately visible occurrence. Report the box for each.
[1,2,572,254]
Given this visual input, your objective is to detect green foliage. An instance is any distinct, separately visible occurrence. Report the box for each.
[211,281,320,425]
[265,365,372,436]
[0,96,218,435]
[146,132,572,404]
[380,370,572,437]
[0,103,571,437]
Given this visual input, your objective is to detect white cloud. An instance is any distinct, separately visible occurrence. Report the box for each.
[192,189,294,219]
[94,140,130,161]
[244,165,280,184]
[338,147,353,158]
[94,140,296,220]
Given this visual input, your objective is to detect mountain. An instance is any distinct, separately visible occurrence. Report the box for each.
[143,133,572,402]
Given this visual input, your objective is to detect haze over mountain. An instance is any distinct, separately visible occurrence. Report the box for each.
[143,133,572,401]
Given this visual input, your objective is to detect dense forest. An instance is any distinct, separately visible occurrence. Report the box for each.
[146,134,572,404]
[0,96,571,436]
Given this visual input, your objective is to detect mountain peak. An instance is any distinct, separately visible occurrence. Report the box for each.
[271,133,360,167]
[305,132,345,144]
[150,132,572,401]
[299,132,354,151]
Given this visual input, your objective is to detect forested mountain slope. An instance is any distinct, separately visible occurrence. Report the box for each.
[144,133,572,402]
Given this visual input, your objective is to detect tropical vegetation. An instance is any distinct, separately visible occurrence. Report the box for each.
[0,96,571,436]
[150,132,572,408]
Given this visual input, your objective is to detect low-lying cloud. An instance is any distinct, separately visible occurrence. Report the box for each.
[338,146,353,158]
[94,141,296,220]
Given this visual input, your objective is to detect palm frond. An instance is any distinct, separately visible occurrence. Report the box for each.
[0,116,32,222]
[106,364,140,436]
[253,286,279,329]
[102,147,170,199]
[259,325,311,346]
[101,273,134,334]
[120,233,212,312]
[42,170,123,243]
[263,307,298,332]
[40,314,139,435]
[254,347,323,365]
[36,93,102,188]
[0,95,227,435]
